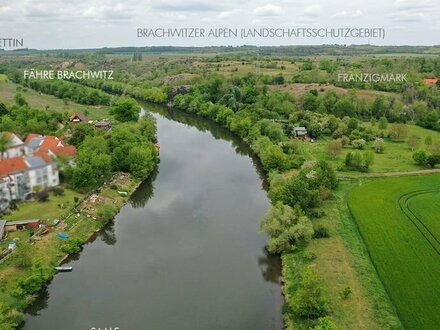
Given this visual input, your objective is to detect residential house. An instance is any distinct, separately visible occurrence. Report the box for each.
[423,78,438,86]
[0,132,27,159]
[69,113,90,124]
[0,134,76,210]
[293,126,308,139]
[94,119,112,131]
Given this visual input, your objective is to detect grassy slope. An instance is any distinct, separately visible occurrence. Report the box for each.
[348,174,440,330]
[283,181,402,330]
[300,124,440,176]
[0,79,110,120]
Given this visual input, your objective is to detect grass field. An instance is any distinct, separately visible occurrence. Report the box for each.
[0,80,110,120]
[348,174,440,329]
[299,124,440,175]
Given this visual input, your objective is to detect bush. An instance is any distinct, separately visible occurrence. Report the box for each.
[341,286,352,299]
[52,187,65,196]
[60,238,83,254]
[351,139,366,150]
[313,224,330,238]
[413,150,427,166]
[373,138,385,153]
[310,317,339,330]
[97,204,116,224]
[37,190,50,202]
[291,266,330,319]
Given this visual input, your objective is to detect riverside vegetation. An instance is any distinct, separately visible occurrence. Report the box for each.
[1,47,440,329]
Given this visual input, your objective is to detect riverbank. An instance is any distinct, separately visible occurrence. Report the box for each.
[0,171,154,329]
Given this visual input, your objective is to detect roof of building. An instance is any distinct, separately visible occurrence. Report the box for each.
[69,113,89,122]
[24,156,47,169]
[26,135,76,158]
[424,78,438,85]
[0,156,29,177]
[95,119,112,126]
[5,219,40,226]
[294,127,307,131]
[25,133,42,145]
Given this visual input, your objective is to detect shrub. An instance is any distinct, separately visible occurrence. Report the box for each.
[373,138,385,153]
[60,238,83,254]
[341,286,352,299]
[313,224,330,238]
[413,150,427,166]
[291,266,330,318]
[310,317,339,330]
[351,139,366,150]
[52,187,65,196]
[37,190,50,202]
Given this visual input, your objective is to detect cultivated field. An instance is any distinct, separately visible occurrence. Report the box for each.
[348,174,440,329]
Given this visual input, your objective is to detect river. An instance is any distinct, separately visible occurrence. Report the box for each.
[22,105,283,330]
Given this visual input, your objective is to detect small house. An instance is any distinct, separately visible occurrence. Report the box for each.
[69,113,90,124]
[94,119,112,131]
[293,127,308,139]
[423,78,438,86]
[4,219,40,231]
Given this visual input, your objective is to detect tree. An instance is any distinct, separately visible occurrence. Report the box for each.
[378,116,388,130]
[0,133,10,160]
[111,97,141,122]
[68,123,95,146]
[413,150,427,166]
[260,202,313,254]
[128,146,156,179]
[373,138,385,153]
[407,135,420,151]
[351,139,366,150]
[388,124,408,141]
[0,101,8,116]
[14,93,28,107]
[291,266,330,318]
[326,139,342,159]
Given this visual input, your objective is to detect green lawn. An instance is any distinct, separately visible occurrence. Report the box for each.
[300,124,440,175]
[0,80,111,120]
[348,174,440,330]
[4,189,84,223]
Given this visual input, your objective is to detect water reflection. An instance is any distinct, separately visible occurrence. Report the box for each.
[129,166,158,208]
[144,103,269,191]
[258,248,282,284]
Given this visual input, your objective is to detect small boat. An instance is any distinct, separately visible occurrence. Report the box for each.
[55,266,73,272]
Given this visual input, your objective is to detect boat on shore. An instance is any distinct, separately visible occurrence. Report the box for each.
[55,266,73,272]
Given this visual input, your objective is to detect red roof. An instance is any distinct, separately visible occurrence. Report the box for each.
[0,156,28,177]
[424,78,438,86]
[26,134,76,158]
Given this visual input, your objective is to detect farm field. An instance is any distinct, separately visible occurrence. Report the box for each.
[348,174,440,330]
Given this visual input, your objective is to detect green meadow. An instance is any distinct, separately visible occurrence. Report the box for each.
[348,174,440,330]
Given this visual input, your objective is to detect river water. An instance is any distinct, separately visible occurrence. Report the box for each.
[22,106,283,330]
